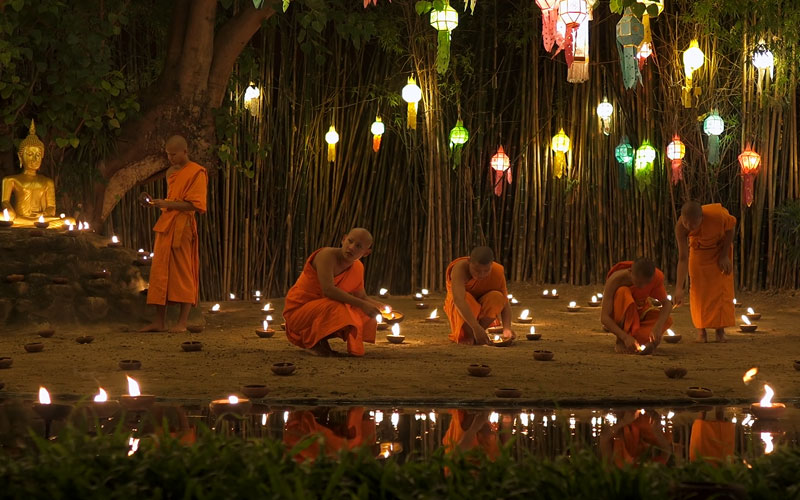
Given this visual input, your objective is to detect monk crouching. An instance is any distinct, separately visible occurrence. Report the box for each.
[283,228,384,357]
[601,258,673,354]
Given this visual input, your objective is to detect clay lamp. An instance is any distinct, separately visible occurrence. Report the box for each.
[37,328,55,338]
[567,301,581,312]
[33,387,72,421]
[510,297,519,305]
[534,350,554,361]
[228,292,237,301]
[542,288,559,299]
[687,387,713,399]
[0,209,12,227]
[279,323,286,331]
[107,235,122,248]
[663,329,682,344]
[588,295,601,307]
[88,387,121,419]
[187,324,204,333]
[750,384,785,420]
[467,364,491,377]
[381,307,404,324]
[664,367,688,379]
[271,362,296,376]
[733,298,743,308]
[24,342,44,353]
[5,274,24,283]
[638,343,655,356]
[516,309,533,324]
[526,325,541,341]
[487,326,503,336]
[425,308,441,323]
[76,336,94,344]
[181,340,203,352]
[378,288,389,298]
[495,388,521,398]
[51,276,69,285]
[120,375,155,411]
[209,303,221,314]
[134,254,149,266]
[118,359,141,370]
[252,290,262,303]
[65,224,77,236]
[415,301,429,310]
[0,357,12,369]
[490,333,513,347]
[34,215,49,229]
[414,292,424,302]
[241,384,269,399]
[421,288,430,298]
[262,302,275,313]
[376,314,389,331]
[739,315,758,333]
[387,323,405,344]
[91,269,110,279]
[256,320,275,338]
[745,307,761,321]
[210,395,252,416]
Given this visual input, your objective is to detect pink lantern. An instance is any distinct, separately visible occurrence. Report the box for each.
[490,146,512,196]
[536,0,560,52]
[738,146,761,207]
[666,135,685,185]
[558,0,588,68]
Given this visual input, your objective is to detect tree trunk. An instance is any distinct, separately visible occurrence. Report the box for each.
[90,0,274,227]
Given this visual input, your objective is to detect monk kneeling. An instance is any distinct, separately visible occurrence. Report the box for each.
[444,246,513,345]
[283,228,384,357]
[601,259,673,354]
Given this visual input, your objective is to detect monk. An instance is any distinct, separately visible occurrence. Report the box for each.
[689,407,735,464]
[283,407,375,463]
[674,201,736,343]
[444,246,513,345]
[140,136,207,333]
[600,410,672,467]
[283,228,383,357]
[601,258,673,354]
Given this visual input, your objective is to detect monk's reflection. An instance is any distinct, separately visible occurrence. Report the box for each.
[443,410,512,459]
[600,409,671,467]
[689,406,735,464]
[283,407,375,462]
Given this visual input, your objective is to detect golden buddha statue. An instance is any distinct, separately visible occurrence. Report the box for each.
[2,120,68,228]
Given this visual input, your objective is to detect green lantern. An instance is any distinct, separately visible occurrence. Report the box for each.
[449,119,469,169]
[615,136,634,190]
[702,109,724,165]
[634,140,657,192]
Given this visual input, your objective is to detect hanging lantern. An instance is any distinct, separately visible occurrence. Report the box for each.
[615,8,644,89]
[703,109,724,165]
[557,0,588,68]
[490,146,512,196]
[666,135,686,185]
[551,128,570,179]
[682,39,704,108]
[402,76,422,130]
[449,119,469,169]
[371,116,384,153]
[635,1,662,67]
[567,11,591,83]
[615,136,635,190]
[536,0,560,52]
[430,2,458,74]
[325,125,339,163]
[738,146,761,207]
[243,82,260,116]
[634,140,656,191]
[752,39,774,96]
[596,98,613,136]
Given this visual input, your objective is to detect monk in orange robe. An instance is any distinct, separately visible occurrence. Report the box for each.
[442,410,501,460]
[601,258,673,354]
[140,136,207,333]
[283,228,384,356]
[444,246,513,345]
[689,407,735,464]
[600,410,671,467]
[674,201,736,343]
[283,407,375,463]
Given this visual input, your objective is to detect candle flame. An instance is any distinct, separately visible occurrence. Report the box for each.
[747,307,755,315]
[568,301,577,308]
[263,320,268,330]
[149,252,153,258]
[667,294,672,301]
[551,289,557,295]
[375,314,383,324]
[391,323,400,336]
[228,395,239,404]
[391,411,400,427]
[429,308,438,319]
[255,290,261,297]
[511,298,519,304]
[421,288,429,295]
[743,367,758,384]
[67,224,74,231]
[667,329,676,336]
[38,386,51,405]
[415,293,422,299]
[493,334,500,342]
[38,215,45,223]
[529,325,536,334]
[520,309,530,319]
[126,376,141,397]
[265,315,273,322]
[597,293,603,298]
[138,248,144,253]
[229,293,235,300]
[2,208,8,221]
[591,295,598,302]
[761,432,774,454]
[489,412,499,424]
[128,436,140,456]
[383,305,392,314]
[94,388,108,402]
[543,290,549,296]
[211,303,220,311]
[85,222,90,230]
[507,294,513,299]
[733,298,738,305]
[741,315,751,325]
[263,303,272,311]
[638,344,646,352]
[759,384,774,407]
[111,235,119,244]
[379,288,388,295]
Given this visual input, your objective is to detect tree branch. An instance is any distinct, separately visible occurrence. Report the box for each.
[155,0,191,96]
[176,0,217,98]
[207,4,275,107]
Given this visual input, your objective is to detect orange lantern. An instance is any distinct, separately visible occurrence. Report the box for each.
[490,146,511,196]
[738,146,761,207]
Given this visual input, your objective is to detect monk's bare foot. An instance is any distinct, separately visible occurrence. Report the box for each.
[715,329,727,343]
[169,324,188,333]
[310,340,335,357]
[139,322,167,332]
[695,329,708,343]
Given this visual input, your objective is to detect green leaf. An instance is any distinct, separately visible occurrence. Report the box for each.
[631,3,646,18]
[108,118,120,129]
[415,1,433,16]
[69,137,79,148]
[55,137,69,148]
[432,0,445,10]
[253,0,265,8]
[283,0,290,12]
[646,4,660,16]
[609,0,623,14]
[10,0,24,12]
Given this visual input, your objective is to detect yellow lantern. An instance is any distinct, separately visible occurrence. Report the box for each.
[370,116,384,152]
[402,76,422,130]
[244,82,260,116]
[551,128,570,178]
[325,125,339,162]
[682,39,704,108]
[596,98,613,135]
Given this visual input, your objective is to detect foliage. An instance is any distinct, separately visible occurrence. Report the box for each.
[773,199,800,264]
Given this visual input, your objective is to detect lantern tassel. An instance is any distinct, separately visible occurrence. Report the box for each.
[671,160,683,185]
[554,151,566,179]
[435,30,451,75]
[743,174,755,207]
[451,145,462,170]
[372,135,382,153]
[493,170,504,196]
[327,143,336,162]
[618,161,632,190]
[564,24,578,68]
[708,135,720,165]
[541,7,559,52]
[407,102,417,130]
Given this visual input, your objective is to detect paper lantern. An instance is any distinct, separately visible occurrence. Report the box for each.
[636,1,662,66]
[596,98,613,135]
[616,8,644,89]
[402,76,422,130]
[490,146,511,196]
[666,135,685,185]
[551,128,570,179]
[430,2,458,73]
[682,39,704,107]
[325,125,339,162]
[703,109,724,165]
[615,136,634,190]
[371,116,384,152]
[752,39,774,96]
[634,140,656,191]
[244,82,260,116]
[558,0,588,68]
[567,11,590,83]
[738,146,761,207]
[449,119,469,168]
[536,0,560,52]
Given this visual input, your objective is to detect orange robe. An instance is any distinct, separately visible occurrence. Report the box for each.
[611,414,669,467]
[686,203,736,329]
[607,261,673,345]
[689,419,735,464]
[443,410,500,460]
[146,162,207,306]
[283,249,376,356]
[283,408,375,463]
[444,257,508,344]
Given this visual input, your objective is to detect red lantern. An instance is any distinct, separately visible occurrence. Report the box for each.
[491,146,511,196]
[536,0,560,52]
[558,0,588,68]
[665,135,685,185]
[738,146,761,207]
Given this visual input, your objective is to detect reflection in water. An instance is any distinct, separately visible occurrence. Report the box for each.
[600,409,671,467]
[689,407,736,464]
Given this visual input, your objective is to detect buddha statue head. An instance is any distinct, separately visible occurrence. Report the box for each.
[17,120,45,174]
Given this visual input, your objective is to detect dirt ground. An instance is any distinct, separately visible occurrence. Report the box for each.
[1,284,798,405]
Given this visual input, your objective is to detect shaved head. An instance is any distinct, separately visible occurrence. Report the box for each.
[348,227,373,248]
[469,246,494,265]
[681,200,703,221]
[165,135,189,166]
[166,135,188,150]
[631,257,656,280]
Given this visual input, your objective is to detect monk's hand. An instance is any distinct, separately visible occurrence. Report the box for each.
[717,255,733,275]
[473,327,490,346]
[502,327,514,340]
[673,291,685,308]
[623,334,639,353]
[360,301,381,318]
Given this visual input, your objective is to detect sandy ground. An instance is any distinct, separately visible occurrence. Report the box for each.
[1,284,798,405]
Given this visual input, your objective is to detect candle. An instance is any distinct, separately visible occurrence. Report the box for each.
[32,386,73,422]
[263,320,269,330]
[747,307,755,315]
[429,308,438,319]
[90,387,121,418]
[391,323,401,337]
[569,301,577,308]
[591,295,598,303]
[542,289,549,296]
[667,329,675,336]
[120,375,155,411]
[493,334,501,342]
[34,214,49,229]
[415,293,423,299]
[750,384,786,420]
[111,236,119,244]
[209,395,252,415]
[255,290,261,297]
[667,294,672,301]
[263,302,273,312]
[743,367,758,384]
[741,315,752,325]
[520,309,530,320]
[510,298,519,305]
[507,294,513,299]
[379,288,388,296]
[551,289,557,296]
[597,293,603,299]
[421,289,429,296]
[229,293,236,300]
[3,209,10,221]
[0,208,12,226]
[210,303,220,313]
[138,248,145,254]
[386,323,405,343]
[265,315,273,322]
[376,314,383,324]
[529,325,536,334]
[383,305,392,314]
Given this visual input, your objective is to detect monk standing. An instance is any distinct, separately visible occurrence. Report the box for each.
[444,246,513,345]
[600,259,673,354]
[674,201,736,343]
[140,136,207,333]
[283,228,384,357]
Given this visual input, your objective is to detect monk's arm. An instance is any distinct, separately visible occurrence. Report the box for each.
[450,266,485,340]
[152,200,196,211]
[500,301,512,330]
[717,228,734,274]
[651,299,672,344]
[600,277,632,342]
[353,289,384,309]
[674,222,690,305]
[315,250,374,311]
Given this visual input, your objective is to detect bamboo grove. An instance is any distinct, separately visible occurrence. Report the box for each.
[105,0,800,299]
